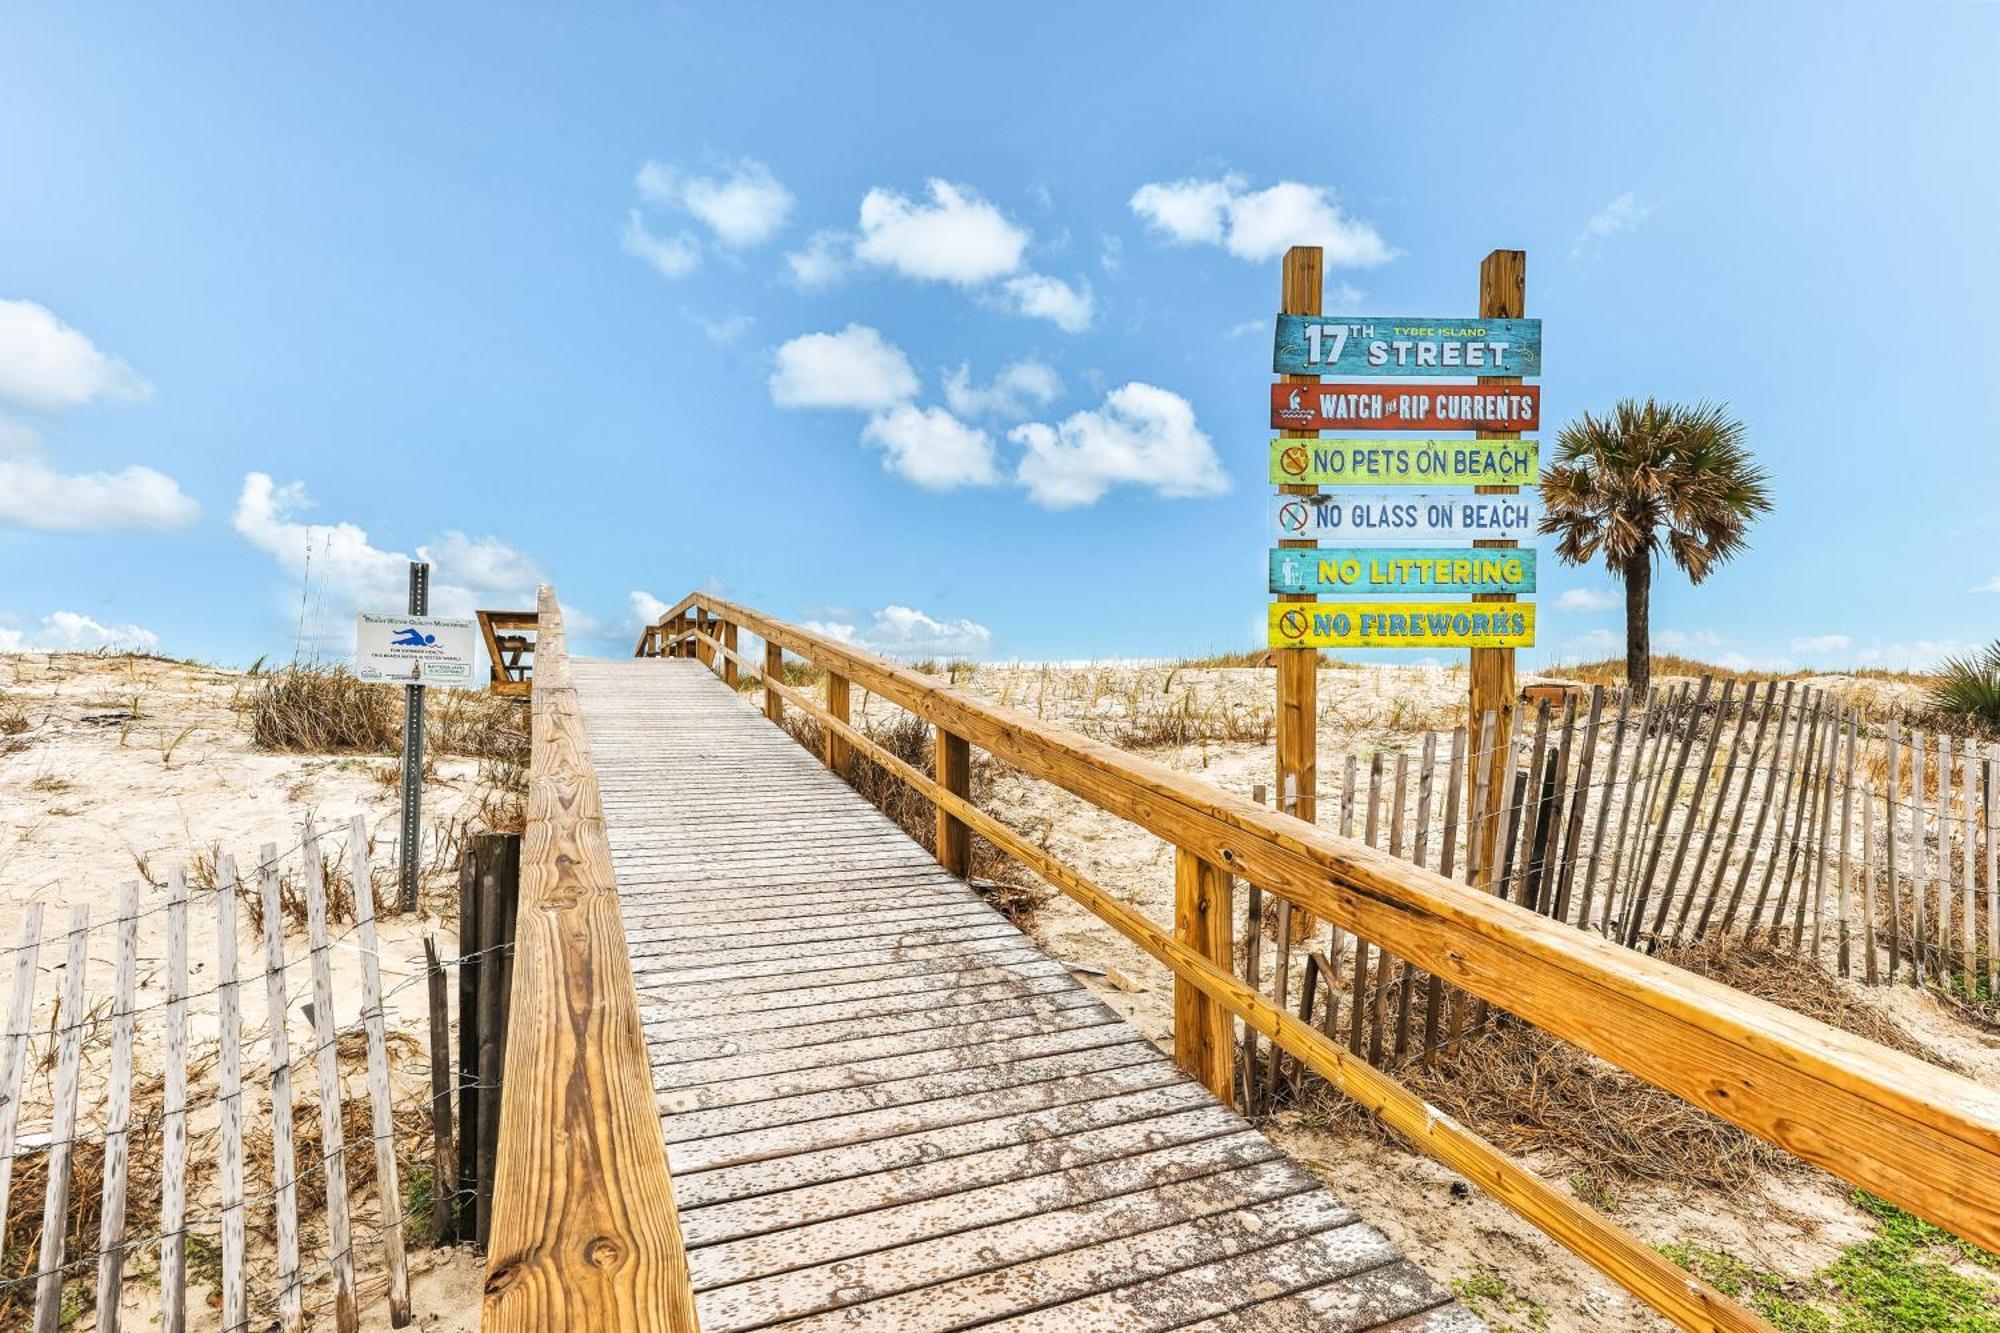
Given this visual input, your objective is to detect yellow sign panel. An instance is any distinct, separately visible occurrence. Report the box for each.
[1268,601,1535,649]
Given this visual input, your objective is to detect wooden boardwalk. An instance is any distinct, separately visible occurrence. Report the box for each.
[570,657,1477,1332]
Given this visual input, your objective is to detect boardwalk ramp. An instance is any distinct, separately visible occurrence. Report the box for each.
[568,656,1476,1332]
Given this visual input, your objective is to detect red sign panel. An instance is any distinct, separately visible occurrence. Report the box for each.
[1270,383,1541,433]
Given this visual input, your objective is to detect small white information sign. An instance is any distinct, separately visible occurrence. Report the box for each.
[355,613,478,686]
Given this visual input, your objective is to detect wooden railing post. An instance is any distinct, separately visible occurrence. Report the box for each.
[935,729,971,878]
[825,672,851,775]
[695,609,713,667]
[1173,847,1234,1106]
[763,642,784,724]
[721,622,739,688]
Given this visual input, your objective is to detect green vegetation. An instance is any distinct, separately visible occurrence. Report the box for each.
[1449,1269,1550,1332]
[1539,398,1772,697]
[1930,641,2000,732]
[1662,1193,2000,1331]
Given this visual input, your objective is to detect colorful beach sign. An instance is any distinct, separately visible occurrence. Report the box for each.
[1270,438,1538,486]
[1272,492,1538,542]
[1268,601,1536,650]
[1272,315,1542,377]
[1270,383,1540,432]
[1269,547,1536,597]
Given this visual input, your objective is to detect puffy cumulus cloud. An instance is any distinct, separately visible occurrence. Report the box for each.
[1976,575,2000,593]
[1555,587,1619,613]
[1010,383,1228,509]
[620,211,701,279]
[768,324,919,411]
[1128,174,1392,267]
[854,179,1029,286]
[784,231,850,292]
[0,454,198,533]
[630,590,672,626]
[1572,191,1655,260]
[995,273,1095,332]
[860,404,998,491]
[0,299,153,413]
[797,605,991,657]
[635,158,793,248]
[942,359,1063,420]
[231,473,544,644]
[1790,633,1853,657]
[0,610,159,654]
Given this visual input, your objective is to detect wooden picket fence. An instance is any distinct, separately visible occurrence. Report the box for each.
[0,815,446,1333]
[1236,675,1997,1105]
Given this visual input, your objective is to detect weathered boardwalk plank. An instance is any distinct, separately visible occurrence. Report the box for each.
[571,657,1471,1332]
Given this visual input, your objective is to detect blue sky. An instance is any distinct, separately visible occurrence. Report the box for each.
[2,3,1996,671]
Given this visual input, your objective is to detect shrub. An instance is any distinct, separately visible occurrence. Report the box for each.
[1930,641,2000,731]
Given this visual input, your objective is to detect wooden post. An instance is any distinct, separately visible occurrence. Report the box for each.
[473,831,519,1250]
[1470,248,1527,878]
[1276,245,1321,935]
[721,621,739,689]
[456,847,480,1241]
[1173,847,1234,1105]
[935,728,971,878]
[763,641,784,724]
[424,937,456,1247]
[825,672,851,776]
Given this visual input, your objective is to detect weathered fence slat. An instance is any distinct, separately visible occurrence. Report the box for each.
[0,905,44,1265]
[1884,720,1903,981]
[1696,682,1777,939]
[1350,753,1383,1056]
[1423,724,1466,1058]
[1575,687,1631,931]
[1837,716,1857,978]
[31,905,90,1333]
[1754,688,1819,936]
[302,821,361,1333]
[1552,685,1605,926]
[160,871,189,1333]
[1629,676,1710,947]
[1668,679,1742,940]
[1513,698,1552,909]
[94,886,137,1330]
[424,937,456,1245]
[1601,686,1660,935]
[1986,742,1998,997]
[348,816,412,1324]
[218,859,249,1333]
[1378,748,1409,1062]
[1862,782,1880,984]
[1960,738,1977,995]
[259,845,305,1333]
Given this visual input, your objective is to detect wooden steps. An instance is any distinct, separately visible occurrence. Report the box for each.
[570,658,1475,1332]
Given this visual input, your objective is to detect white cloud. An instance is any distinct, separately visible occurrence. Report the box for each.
[942,359,1063,419]
[0,609,160,655]
[1976,575,2000,593]
[630,590,671,626]
[768,324,919,411]
[1128,174,1393,267]
[1573,191,1655,259]
[1225,319,1265,340]
[1790,633,1852,657]
[686,310,754,345]
[1654,628,1725,652]
[800,618,858,644]
[785,231,850,291]
[232,473,543,644]
[0,454,198,532]
[1559,628,1622,658]
[996,273,1095,332]
[861,404,998,490]
[620,210,701,279]
[854,179,1029,286]
[1851,639,1977,672]
[0,299,153,413]
[1011,382,1228,509]
[1556,588,1620,613]
[635,158,792,249]
[815,605,991,658]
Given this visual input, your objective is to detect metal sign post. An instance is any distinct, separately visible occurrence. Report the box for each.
[399,561,428,912]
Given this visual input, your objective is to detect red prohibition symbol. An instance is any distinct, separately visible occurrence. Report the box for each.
[1278,609,1309,640]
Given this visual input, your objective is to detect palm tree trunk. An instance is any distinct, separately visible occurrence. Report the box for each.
[1624,551,1652,695]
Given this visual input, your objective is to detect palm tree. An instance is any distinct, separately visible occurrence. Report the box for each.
[1538,398,1772,696]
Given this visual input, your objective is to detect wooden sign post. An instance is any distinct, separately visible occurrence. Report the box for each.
[1277,246,1322,934]
[1470,249,1527,882]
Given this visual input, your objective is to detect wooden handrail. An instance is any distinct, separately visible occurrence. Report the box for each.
[484,587,699,1332]
[658,593,2000,1263]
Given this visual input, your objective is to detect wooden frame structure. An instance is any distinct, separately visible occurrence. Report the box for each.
[618,589,2000,1333]
[478,610,538,697]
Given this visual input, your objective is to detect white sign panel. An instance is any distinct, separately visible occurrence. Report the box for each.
[355,613,478,686]
[1272,492,1538,543]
